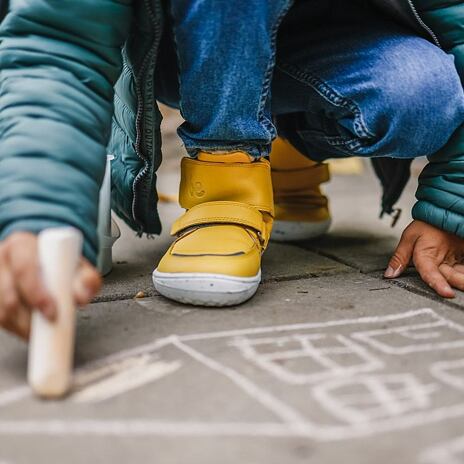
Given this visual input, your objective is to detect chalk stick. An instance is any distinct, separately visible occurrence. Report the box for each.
[28,227,83,398]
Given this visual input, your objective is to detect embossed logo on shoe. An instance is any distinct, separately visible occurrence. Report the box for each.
[189,181,205,198]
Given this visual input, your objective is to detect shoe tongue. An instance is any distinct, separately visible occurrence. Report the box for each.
[197,151,254,163]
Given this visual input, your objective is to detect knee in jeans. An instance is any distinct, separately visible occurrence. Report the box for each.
[378,39,464,157]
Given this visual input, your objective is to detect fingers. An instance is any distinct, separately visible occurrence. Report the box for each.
[0,250,31,340]
[0,252,20,325]
[414,255,455,298]
[439,263,464,293]
[385,229,416,279]
[450,264,464,274]
[6,233,56,320]
[3,306,31,341]
[73,259,102,307]
[0,231,97,340]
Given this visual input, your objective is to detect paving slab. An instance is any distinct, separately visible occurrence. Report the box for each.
[99,204,178,301]
[2,273,464,464]
[298,231,399,273]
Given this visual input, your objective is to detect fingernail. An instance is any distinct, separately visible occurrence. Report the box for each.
[444,285,455,297]
[384,265,402,278]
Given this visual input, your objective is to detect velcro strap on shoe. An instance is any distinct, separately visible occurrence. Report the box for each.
[271,164,330,193]
[179,157,274,215]
[171,201,266,237]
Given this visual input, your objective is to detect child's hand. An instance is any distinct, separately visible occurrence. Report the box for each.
[385,220,464,298]
[0,232,101,340]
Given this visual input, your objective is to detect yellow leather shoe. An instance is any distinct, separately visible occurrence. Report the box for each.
[270,137,331,242]
[153,152,274,306]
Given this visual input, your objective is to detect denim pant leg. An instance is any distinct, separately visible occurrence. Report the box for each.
[168,0,293,158]
[272,0,464,162]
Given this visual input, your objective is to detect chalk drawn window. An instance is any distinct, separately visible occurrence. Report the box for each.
[430,359,464,391]
[351,320,464,355]
[230,333,383,385]
[312,374,436,425]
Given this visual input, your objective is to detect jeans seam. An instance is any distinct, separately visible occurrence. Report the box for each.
[323,134,364,149]
[256,0,295,146]
[276,62,376,139]
[327,138,365,156]
[300,128,366,156]
[328,137,365,153]
[167,1,185,120]
[180,138,270,158]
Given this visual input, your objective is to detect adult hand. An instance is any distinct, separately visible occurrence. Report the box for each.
[0,232,101,339]
[385,220,464,298]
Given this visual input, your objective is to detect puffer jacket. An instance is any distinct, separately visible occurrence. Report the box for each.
[0,0,463,263]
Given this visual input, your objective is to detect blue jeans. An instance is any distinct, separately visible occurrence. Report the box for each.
[160,0,464,160]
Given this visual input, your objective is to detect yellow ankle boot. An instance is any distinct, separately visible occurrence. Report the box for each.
[153,152,274,306]
[270,137,331,241]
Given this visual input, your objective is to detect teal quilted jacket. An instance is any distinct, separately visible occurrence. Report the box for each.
[0,0,463,263]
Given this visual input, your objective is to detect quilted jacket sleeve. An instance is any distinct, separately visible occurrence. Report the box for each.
[0,0,132,263]
[412,0,464,236]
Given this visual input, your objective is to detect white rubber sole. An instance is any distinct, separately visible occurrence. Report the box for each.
[271,218,332,242]
[152,269,261,307]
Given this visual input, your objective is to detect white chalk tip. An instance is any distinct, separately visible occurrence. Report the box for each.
[38,227,82,243]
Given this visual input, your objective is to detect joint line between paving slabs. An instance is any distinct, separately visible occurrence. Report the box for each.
[92,290,157,304]
[301,243,464,311]
[372,274,464,311]
[292,245,362,272]
[263,268,354,285]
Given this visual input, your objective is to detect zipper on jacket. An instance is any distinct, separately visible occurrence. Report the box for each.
[131,0,162,231]
[406,0,441,48]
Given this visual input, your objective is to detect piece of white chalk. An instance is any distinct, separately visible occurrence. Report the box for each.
[28,227,83,398]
